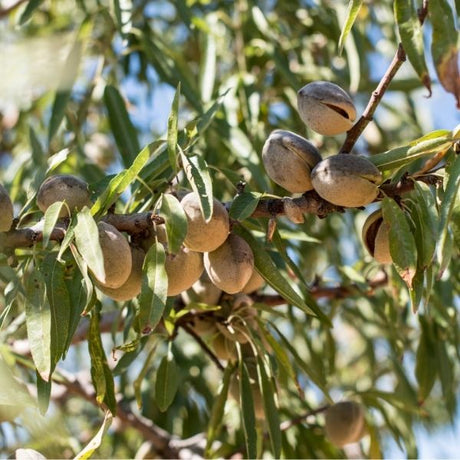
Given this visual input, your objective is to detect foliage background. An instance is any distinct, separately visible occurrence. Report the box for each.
[0,0,459,458]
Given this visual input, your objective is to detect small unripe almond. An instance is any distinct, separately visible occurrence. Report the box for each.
[262,130,322,193]
[362,209,392,264]
[311,154,382,207]
[37,174,91,217]
[297,81,357,136]
[325,401,366,447]
[98,246,145,301]
[96,221,132,289]
[181,272,222,305]
[211,332,236,361]
[165,247,204,296]
[181,192,230,253]
[0,184,14,232]
[204,234,254,294]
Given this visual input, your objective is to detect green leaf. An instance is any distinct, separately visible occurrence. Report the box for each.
[199,15,217,103]
[104,85,141,168]
[430,0,460,108]
[25,270,51,381]
[88,306,117,414]
[133,342,157,408]
[155,348,180,412]
[41,253,71,368]
[74,208,105,284]
[234,225,330,325]
[394,0,431,91]
[74,410,113,460]
[42,202,64,249]
[338,0,363,54]
[382,197,417,288]
[19,0,44,24]
[437,154,460,272]
[159,193,187,255]
[229,192,261,221]
[415,317,438,401]
[239,360,257,459]
[138,242,168,334]
[257,357,281,458]
[91,143,153,216]
[167,83,180,173]
[205,364,234,456]
[48,91,71,143]
[36,371,51,416]
[370,136,452,170]
[179,150,213,222]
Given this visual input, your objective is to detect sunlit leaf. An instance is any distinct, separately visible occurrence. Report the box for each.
[167,83,180,173]
[155,347,180,412]
[159,193,187,255]
[74,410,113,460]
[338,0,363,54]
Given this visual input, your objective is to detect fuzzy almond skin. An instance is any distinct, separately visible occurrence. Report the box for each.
[0,184,14,232]
[37,174,91,217]
[96,222,132,289]
[165,247,204,296]
[262,130,322,193]
[362,209,392,264]
[297,81,357,136]
[181,192,230,253]
[211,332,236,361]
[325,401,365,447]
[311,154,382,207]
[242,269,265,294]
[204,234,254,294]
[181,271,222,305]
[98,246,145,301]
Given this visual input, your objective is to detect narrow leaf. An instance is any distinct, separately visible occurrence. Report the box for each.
[382,197,417,288]
[167,84,180,172]
[74,410,113,460]
[430,0,460,108]
[199,15,217,103]
[104,85,141,167]
[138,242,168,334]
[239,360,257,459]
[19,0,44,24]
[36,371,51,416]
[394,0,431,91]
[338,0,363,54]
[48,91,71,142]
[234,225,330,325]
[74,208,105,283]
[159,193,187,255]
[415,317,438,401]
[155,349,180,412]
[25,270,51,381]
[42,202,64,249]
[91,143,152,216]
[179,149,213,222]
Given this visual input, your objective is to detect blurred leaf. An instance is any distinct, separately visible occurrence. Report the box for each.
[155,347,180,412]
[25,270,51,381]
[74,208,105,284]
[229,192,261,221]
[338,0,363,54]
[48,92,70,143]
[138,241,168,334]
[430,0,460,108]
[74,410,113,460]
[415,317,438,401]
[179,149,213,222]
[36,371,51,415]
[239,359,257,459]
[199,15,217,103]
[159,193,187,255]
[257,357,281,457]
[205,364,234,456]
[42,202,64,249]
[234,225,330,325]
[394,0,431,91]
[437,155,460,273]
[92,143,153,216]
[133,342,157,408]
[382,197,417,288]
[167,83,180,173]
[104,85,141,168]
[88,306,117,414]
[19,0,44,24]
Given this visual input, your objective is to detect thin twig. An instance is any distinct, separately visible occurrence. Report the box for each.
[280,404,330,431]
[340,44,407,154]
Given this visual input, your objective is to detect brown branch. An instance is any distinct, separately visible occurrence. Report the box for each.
[280,404,330,431]
[340,44,407,154]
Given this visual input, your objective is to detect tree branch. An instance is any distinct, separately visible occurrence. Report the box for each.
[340,44,407,154]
